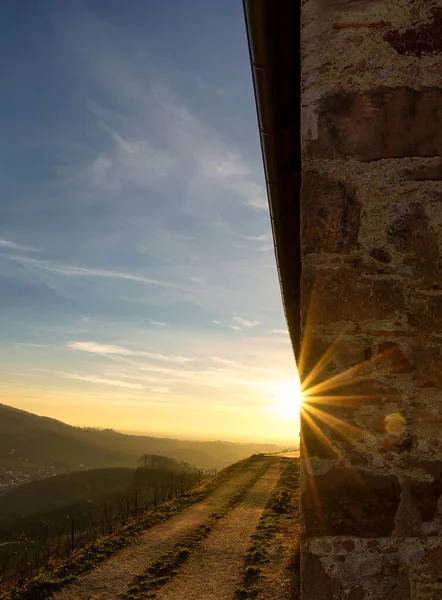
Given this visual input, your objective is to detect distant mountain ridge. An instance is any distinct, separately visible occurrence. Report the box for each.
[0,403,281,474]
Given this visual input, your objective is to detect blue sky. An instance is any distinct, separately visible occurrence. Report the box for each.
[0,0,299,444]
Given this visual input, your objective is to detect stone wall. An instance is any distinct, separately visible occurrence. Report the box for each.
[300,1,442,598]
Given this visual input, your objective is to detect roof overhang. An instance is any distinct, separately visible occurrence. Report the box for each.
[243,0,302,361]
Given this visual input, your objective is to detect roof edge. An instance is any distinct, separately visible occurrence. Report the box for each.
[243,0,302,360]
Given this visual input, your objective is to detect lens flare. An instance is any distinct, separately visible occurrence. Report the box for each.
[385,413,407,440]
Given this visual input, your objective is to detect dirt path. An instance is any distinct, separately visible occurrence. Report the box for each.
[51,457,270,600]
[257,458,300,600]
[257,515,300,600]
[150,459,284,600]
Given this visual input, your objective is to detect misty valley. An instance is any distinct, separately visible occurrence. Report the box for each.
[0,403,284,592]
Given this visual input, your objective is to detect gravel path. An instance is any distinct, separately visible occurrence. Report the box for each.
[151,459,284,600]
[51,457,269,600]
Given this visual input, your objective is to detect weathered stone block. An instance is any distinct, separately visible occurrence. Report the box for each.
[338,377,401,403]
[306,87,442,161]
[411,545,442,596]
[403,160,442,181]
[301,171,361,255]
[348,586,364,600]
[402,459,442,481]
[301,412,340,460]
[356,409,386,433]
[385,8,442,57]
[413,341,442,390]
[406,478,441,523]
[301,265,404,326]
[407,295,442,333]
[375,341,412,374]
[344,554,383,580]
[314,378,402,424]
[370,247,392,264]
[387,202,441,288]
[300,334,373,398]
[302,467,401,537]
[343,256,387,276]
[334,337,370,369]
[301,550,340,600]
[299,332,335,384]
[394,572,411,600]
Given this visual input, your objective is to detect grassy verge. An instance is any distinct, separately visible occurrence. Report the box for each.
[1,455,265,600]
[234,459,300,600]
[123,458,275,600]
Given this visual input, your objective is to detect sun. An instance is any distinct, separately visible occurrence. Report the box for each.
[270,379,303,419]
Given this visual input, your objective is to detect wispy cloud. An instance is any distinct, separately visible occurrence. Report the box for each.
[152,83,267,212]
[59,372,145,390]
[9,255,185,291]
[268,329,288,335]
[66,340,194,364]
[86,126,176,192]
[244,233,272,243]
[0,239,39,252]
[230,316,260,331]
[211,356,237,366]
[150,320,169,327]
[243,232,273,251]
[107,361,268,393]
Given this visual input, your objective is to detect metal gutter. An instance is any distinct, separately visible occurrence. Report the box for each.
[243,0,302,360]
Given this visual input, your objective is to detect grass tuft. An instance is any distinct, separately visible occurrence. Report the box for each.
[235,459,300,599]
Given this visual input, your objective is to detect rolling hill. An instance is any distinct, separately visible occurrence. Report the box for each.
[0,403,281,475]
[0,460,201,543]
[0,467,137,522]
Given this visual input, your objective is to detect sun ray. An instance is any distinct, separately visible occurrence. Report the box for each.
[299,335,342,392]
[300,406,340,456]
[299,447,325,525]
[303,402,363,441]
[303,361,370,398]
[305,393,388,407]
[301,404,367,488]
[296,324,317,379]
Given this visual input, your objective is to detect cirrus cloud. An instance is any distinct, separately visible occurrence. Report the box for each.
[9,255,185,291]
[0,239,40,252]
[229,316,260,330]
[66,340,194,364]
